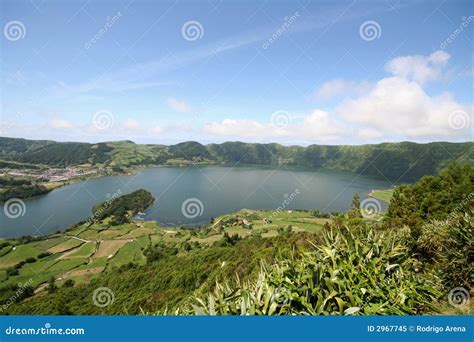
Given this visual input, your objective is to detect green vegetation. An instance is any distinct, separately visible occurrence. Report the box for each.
[1,137,472,182]
[370,189,394,203]
[186,225,441,315]
[0,175,51,202]
[0,162,472,316]
[348,193,363,219]
[0,184,50,202]
[90,189,155,225]
[388,162,473,236]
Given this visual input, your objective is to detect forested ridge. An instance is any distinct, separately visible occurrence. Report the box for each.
[1,137,472,181]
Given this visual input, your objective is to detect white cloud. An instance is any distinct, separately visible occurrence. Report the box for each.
[167,97,192,113]
[205,119,269,138]
[9,48,470,144]
[122,118,142,131]
[315,79,371,100]
[337,76,471,138]
[150,125,164,134]
[50,80,172,99]
[205,110,344,142]
[384,50,450,85]
[205,50,471,143]
[48,119,74,129]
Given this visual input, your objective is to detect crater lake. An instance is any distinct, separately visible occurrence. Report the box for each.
[0,166,392,238]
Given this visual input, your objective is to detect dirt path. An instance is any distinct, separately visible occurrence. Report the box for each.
[66,235,90,243]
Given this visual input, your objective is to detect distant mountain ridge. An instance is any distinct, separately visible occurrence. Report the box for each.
[0,136,472,182]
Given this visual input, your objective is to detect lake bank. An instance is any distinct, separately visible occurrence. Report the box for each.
[1,165,392,238]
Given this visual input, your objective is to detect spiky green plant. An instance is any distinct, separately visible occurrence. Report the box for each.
[185,223,442,315]
[418,212,473,288]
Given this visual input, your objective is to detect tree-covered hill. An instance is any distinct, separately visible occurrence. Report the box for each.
[91,189,155,225]
[0,136,472,182]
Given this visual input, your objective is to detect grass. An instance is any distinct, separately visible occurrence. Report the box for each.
[0,244,42,269]
[0,209,331,297]
[190,234,223,244]
[0,245,14,257]
[93,240,130,258]
[150,234,163,244]
[225,226,252,238]
[108,235,150,268]
[75,257,108,271]
[32,236,69,250]
[106,141,157,166]
[77,229,102,240]
[47,238,84,253]
[98,229,128,240]
[62,266,104,285]
[1,255,83,287]
[61,242,97,259]
[119,226,156,239]
[20,257,58,273]
[47,259,87,273]
[370,189,394,203]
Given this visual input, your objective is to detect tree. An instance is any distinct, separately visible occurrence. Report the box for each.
[348,193,363,219]
[47,277,57,293]
[62,279,75,288]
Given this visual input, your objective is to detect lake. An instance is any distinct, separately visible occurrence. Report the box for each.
[0,166,392,238]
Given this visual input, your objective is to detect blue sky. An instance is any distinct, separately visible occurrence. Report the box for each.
[1,0,472,145]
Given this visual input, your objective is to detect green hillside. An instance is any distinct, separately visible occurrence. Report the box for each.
[0,137,472,181]
[1,162,472,315]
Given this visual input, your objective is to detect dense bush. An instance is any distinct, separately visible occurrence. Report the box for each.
[387,162,474,238]
[186,223,442,315]
[418,212,473,288]
[0,283,35,307]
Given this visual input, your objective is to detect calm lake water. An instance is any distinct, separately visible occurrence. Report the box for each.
[0,166,391,238]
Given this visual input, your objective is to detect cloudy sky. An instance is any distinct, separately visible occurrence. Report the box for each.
[1,0,472,145]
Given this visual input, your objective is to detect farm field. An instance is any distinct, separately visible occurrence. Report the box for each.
[0,209,331,293]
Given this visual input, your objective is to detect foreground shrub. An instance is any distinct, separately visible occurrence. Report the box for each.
[418,212,473,288]
[186,224,442,315]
